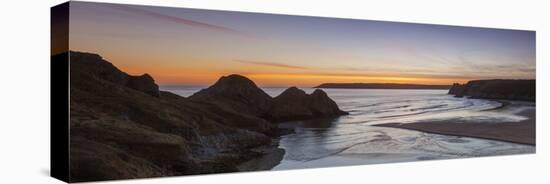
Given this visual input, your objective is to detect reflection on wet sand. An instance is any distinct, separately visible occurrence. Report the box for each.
[272,89,535,170]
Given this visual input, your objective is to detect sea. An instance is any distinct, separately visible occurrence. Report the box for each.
[161,86,535,170]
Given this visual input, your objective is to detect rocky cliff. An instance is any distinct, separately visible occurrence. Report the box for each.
[266,87,348,121]
[70,52,160,97]
[189,74,272,117]
[190,75,347,121]
[448,79,535,101]
[69,51,277,181]
[67,51,347,182]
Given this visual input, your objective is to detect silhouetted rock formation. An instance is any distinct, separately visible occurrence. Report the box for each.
[126,74,160,97]
[69,51,273,182]
[67,51,347,182]
[190,74,272,116]
[70,52,160,97]
[191,75,348,121]
[448,79,535,101]
[448,83,466,97]
[316,83,450,89]
[266,87,348,121]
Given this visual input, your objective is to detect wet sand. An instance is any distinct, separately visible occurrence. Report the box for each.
[236,137,287,172]
[255,96,535,170]
[375,108,535,145]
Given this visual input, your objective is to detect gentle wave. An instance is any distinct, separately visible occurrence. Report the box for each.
[160,86,534,169]
[272,88,534,169]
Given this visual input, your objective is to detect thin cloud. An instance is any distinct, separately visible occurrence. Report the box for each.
[107,4,252,38]
[240,70,510,81]
[235,59,309,70]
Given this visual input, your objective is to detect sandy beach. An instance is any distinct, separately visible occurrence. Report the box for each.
[375,101,535,145]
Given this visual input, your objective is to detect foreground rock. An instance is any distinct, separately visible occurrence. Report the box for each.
[67,51,347,182]
[448,79,535,101]
[69,51,273,182]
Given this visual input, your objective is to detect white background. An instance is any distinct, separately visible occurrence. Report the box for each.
[0,0,548,183]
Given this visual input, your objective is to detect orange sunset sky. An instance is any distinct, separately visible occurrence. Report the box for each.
[68,2,536,87]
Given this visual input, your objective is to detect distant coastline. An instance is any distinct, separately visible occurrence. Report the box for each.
[315,83,451,90]
[448,79,535,102]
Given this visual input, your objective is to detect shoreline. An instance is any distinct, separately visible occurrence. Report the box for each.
[235,127,295,171]
[374,104,535,145]
[236,137,286,172]
[236,98,536,172]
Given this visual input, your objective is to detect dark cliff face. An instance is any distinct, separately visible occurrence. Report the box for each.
[448,83,465,96]
[310,89,348,116]
[266,87,348,121]
[67,51,347,182]
[126,74,159,97]
[190,76,348,122]
[190,74,272,116]
[70,51,160,97]
[448,79,535,101]
[69,52,273,182]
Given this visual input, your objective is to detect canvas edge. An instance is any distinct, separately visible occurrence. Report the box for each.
[51,1,70,183]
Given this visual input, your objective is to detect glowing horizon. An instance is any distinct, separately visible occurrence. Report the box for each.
[69,2,535,87]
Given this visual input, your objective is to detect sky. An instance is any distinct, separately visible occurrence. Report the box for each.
[69,1,536,87]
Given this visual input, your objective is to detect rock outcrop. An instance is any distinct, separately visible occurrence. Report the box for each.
[126,74,160,97]
[70,52,160,97]
[69,51,273,182]
[190,74,272,116]
[190,75,348,121]
[266,87,348,121]
[66,51,347,182]
[448,79,535,101]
